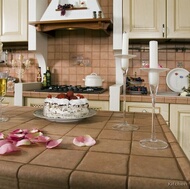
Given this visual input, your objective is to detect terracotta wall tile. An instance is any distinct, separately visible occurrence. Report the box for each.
[1,0,190,92]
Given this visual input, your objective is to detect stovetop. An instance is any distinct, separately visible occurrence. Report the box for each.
[34,85,107,94]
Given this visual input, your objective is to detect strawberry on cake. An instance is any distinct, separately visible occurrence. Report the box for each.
[43,91,89,119]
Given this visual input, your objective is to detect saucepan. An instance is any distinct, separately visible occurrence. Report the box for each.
[83,73,104,87]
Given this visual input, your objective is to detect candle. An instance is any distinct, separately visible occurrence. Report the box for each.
[121,32,129,70]
[149,41,159,85]
[149,41,158,68]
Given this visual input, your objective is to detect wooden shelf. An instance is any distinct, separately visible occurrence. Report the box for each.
[29,18,113,36]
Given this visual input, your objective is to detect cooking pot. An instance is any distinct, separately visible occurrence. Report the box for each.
[83,73,104,87]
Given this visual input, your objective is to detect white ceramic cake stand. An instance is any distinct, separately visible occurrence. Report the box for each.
[139,68,169,149]
[112,54,139,131]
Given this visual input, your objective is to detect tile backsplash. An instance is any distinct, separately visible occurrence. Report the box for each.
[1,0,190,93]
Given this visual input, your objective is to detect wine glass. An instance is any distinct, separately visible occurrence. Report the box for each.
[139,68,169,149]
[0,71,9,122]
[112,54,139,131]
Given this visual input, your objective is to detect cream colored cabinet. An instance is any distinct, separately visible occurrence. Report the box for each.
[89,100,109,111]
[124,0,190,38]
[3,97,14,106]
[113,0,190,42]
[167,0,190,38]
[123,0,165,39]
[170,104,190,160]
[24,98,44,108]
[122,102,169,123]
[0,0,28,42]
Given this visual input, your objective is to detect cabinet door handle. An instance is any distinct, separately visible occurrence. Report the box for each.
[162,24,165,38]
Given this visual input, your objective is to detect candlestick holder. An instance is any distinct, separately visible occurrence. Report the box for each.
[139,68,169,149]
[112,54,139,131]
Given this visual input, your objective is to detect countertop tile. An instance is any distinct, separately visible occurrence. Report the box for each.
[98,129,132,141]
[70,171,127,189]
[129,155,183,180]
[128,176,189,189]
[30,149,86,169]
[90,138,131,154]
[0,161,22,189]
[131,141,173,157]
[76,151,129,175]
[18,164,71,189]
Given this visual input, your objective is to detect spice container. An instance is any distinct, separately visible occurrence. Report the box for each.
[98,11,102,18]
[93,11,97,19]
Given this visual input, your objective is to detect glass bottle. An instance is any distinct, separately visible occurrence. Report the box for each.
[37,67,42,82]
[42,73,47,88]
[46,67,51,87]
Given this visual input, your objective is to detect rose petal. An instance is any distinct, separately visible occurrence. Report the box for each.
[11,129,23,134]
[46,139,62,149]
[83,135,96,146]
[29,129,41,133]
[73,137,86,147]
[25,132,43,140]
[0,133,4,139]
[8,133,25,141]
[0,139,10,146]
[73,135,96,147]
[16,139,31,147]
[0,143,19,155]
[32,136,50,143]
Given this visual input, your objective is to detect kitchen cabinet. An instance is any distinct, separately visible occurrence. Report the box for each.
[0,0,28,42]
[24,97,44,108]
[123,0,165,39]
[88,100,109,111]
[113,0,190,47]
[122,102,169,124]
[123,0,190,39]
[170,104,190,160]
[3,97,14,106]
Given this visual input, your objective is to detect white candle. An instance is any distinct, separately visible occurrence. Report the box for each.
[149,41,158,68]
[121,32,129,70]
[149,41,159,85]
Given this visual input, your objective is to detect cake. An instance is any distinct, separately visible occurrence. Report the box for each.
[43,91,89,119]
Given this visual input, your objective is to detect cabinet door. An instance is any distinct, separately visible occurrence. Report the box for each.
[170,104,190,160]
[123,0,166,38]
[167,0,190,38]
[89,100,109,111]
[1,0,28,42]
[123,102,169,123]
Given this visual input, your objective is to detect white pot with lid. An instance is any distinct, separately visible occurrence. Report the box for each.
[83,73,104,87]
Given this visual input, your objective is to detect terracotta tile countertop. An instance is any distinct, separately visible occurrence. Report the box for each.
[0,106,189,189]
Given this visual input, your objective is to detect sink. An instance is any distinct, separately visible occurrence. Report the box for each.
[157,92,180,96]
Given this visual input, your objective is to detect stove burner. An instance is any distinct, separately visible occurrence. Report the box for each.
[35,85,107,94]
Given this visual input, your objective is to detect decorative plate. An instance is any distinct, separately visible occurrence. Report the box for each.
[166,68,189,92]
[33,109,96,123]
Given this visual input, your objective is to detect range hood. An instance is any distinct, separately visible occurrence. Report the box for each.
[29,0,112,35]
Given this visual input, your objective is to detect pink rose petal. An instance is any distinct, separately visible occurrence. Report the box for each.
[16,139,31,147]
[46,139,63,149]
[8,133,25,141]
[73,135,96,147]
[0,140,10,146]
[25,132,43,140]
[29,129,41,133]
[32,136,50,143]
[0,143,19,155]
[0,133,4,139]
